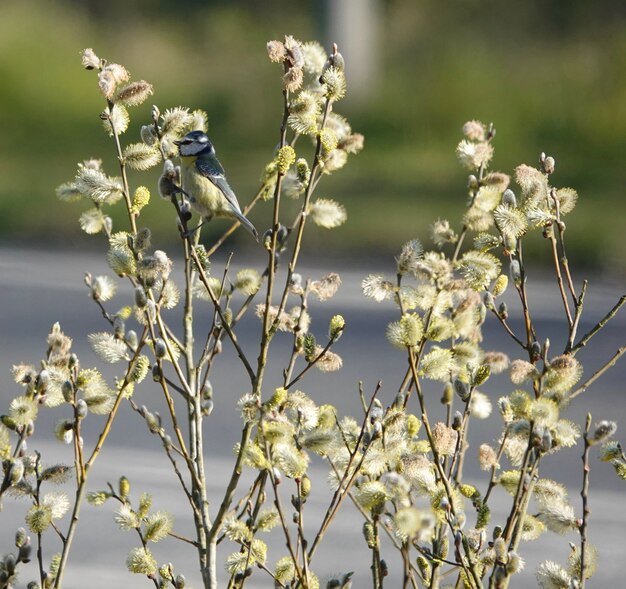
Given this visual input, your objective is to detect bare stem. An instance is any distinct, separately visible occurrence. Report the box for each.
[285,334,340,389]
[580,414,592,589]
[489,307,527,350]
[570,346,626,400]
[548,230,573,327]
[570,296,626,354]
[566,280,587,353]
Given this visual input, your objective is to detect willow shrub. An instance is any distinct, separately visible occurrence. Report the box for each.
[1,37,625,589]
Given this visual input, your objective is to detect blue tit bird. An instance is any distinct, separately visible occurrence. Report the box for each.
[174,131,258,240]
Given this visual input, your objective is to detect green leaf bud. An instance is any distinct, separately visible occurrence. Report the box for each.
[417,556,431,583]
[15,528,29,548]
[26,505,52,534]
[265,387,287,411]
[9,459,25,485]
[159,564,174,582]
[303,334,317,362]
[458,484,479,499]
[154,339,167,359]
[126,547,157,576]
[152,364,162,382]
[76,399,88,420]
[123,330,137,351]
[319,128,338,154]
[192,245,211,272]
[87,491,110,506]
[509,259,522,285]
[255,508,279,533]
[498,302,508,319]
[316,404,336,430]
[296,158,310,184]
[107,238,136,277]
[62,380,74,403]
[406,414,421,437]
[473,364,491,387]
[144,511,173,542]
[276,146,296,174]
[492,274,509,297]
[118,476,130,499]
[611,459,626,480]
[143,408,161,434]
[329,314,345,339]
[137,493,152,518]
[363,522,377,549]
[130,356,151,384]
[454,379,470,402]
[131,186,151,215]
[476,502,491,529]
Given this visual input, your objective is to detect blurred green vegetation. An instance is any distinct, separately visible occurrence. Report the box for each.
[1,0,625,271]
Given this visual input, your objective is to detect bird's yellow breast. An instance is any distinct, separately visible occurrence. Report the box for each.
[180,159,231,219]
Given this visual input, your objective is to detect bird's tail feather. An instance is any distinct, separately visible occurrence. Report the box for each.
[235,211,259,241]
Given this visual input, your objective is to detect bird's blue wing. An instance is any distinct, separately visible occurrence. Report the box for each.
[195,157,242,213]
[194,156,258,240]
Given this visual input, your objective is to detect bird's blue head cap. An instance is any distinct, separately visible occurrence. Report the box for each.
[174,130,215,157]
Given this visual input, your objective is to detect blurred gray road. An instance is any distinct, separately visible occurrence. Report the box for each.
[1,246,625,588]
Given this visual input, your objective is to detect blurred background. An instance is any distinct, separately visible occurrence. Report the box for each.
[1,0,625,267]
[2,2,626,586]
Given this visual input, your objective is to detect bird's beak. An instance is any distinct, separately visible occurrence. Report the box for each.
[173,139,182,146]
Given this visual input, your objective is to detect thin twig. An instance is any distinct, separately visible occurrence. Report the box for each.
[580,414,592,589]
[191,252,255,383]
[566,280,587,353]
[285,334,340,389]
[489,307,527,350]
[570,347,626,400]
[570,296,626,354]
[548,229,573,327]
